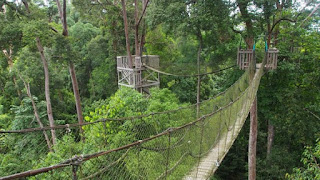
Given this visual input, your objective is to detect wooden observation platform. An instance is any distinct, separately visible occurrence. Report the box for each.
[237,49,254,70]
[237,48,279,70]
[117,55,160,93]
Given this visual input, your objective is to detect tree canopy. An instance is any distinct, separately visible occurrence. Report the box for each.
[0,0,319,179]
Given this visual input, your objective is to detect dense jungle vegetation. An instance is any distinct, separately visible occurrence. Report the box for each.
[0,0,319,179]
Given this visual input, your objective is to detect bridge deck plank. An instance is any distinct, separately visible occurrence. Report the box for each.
[183,67,263,180]
[183,116,244,180]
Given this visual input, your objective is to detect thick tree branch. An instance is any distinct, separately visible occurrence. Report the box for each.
[269,17,296,34]
[22,0,30,14]
[3,1,25,16]
[50,27,58,33]
[136,0,149,27]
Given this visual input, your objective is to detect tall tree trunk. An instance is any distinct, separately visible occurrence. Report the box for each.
[238,0,254,48]
[121,0,133,67]
[138,0,149,55]
[238,1,257,177]
[69,61,84,138]
[249,97,258,180]
[55,0,68,36]
[140,22,146,55]
[134,0,140,56]
[36,37,57,145]
[20,77,52,152]
[248,41,257,180]
[55,0,84,140]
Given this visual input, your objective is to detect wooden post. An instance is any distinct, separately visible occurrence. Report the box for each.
[72,165,78,180]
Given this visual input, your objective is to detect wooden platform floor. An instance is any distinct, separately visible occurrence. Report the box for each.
[256,63,262,69]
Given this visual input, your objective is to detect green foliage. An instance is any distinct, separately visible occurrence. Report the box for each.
[22,20,54,51]
[0,98,49,176]
[286,140,320,179]
[0,19,22,51]
[83,88,182,148]
[145,25,182,64]
[0,105,11,129]
[11,97,47,129]
[69,21,100,56]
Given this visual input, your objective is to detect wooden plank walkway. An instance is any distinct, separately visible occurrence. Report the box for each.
[184,66,262,180]
[183,108,248,180]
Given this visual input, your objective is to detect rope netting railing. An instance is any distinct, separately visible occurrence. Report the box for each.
[0,58,265,179]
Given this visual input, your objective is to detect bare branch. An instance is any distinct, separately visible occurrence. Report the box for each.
[304,108,320,120]
[298,3,320,28]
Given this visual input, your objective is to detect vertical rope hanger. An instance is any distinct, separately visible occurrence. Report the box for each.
[165,130,171,179]
[195,116,205,178]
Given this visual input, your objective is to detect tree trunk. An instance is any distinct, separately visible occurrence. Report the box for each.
[69,62,84,138]
[55,0,84,140]
[134,0,140,56]
[267,27,271,48]
[36,37,57,145]
[138,0,149,55]
[248,97,258,180]
[248,39,256,180]
[237,2,258,179]
[121,0,133,67]
[21,78,52,152]
[55,0,68,36]
[140,23,146,55]
[267,121,274,158]
[238,0,254,48]
[273,1,282,46]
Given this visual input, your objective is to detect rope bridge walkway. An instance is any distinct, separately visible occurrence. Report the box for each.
[0,59,265,179]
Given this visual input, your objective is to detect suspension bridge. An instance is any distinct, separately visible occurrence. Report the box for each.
[0,53,269,179]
